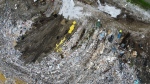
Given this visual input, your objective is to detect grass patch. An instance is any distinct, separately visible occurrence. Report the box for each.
[127,0,150,10]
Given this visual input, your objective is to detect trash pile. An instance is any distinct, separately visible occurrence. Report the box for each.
[60,19,142,83]
[0,0,149,83]
[0,17,140,83]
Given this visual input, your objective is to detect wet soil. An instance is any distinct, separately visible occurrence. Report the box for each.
[15,15,72,63]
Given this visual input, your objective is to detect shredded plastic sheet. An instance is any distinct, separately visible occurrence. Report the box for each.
[97,0,121,18]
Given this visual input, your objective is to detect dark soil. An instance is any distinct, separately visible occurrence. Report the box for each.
[15,15,72,63]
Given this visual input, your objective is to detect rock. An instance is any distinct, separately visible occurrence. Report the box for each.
[132,51,137,57]
[107,30,111,35]
[34,0,37,2]
[13,40,17,47]
[60,19,66,25]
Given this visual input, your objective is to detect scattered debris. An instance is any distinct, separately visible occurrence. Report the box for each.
[97,0,121,18]
[0,0,149,84]
[132,51,137,57]
[59,0,91,19]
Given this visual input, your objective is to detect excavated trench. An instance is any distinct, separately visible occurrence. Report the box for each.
[15,14,75,63]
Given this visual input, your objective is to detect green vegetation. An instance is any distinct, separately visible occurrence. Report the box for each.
[127,0,150,10]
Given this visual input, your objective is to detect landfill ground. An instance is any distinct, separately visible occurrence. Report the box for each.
[0,0,150,84]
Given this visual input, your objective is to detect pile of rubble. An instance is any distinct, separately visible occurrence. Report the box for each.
[0,0,149,83]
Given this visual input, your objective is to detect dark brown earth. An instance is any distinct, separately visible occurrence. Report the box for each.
[15,15,73,63]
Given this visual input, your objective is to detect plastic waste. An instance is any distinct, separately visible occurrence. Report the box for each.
[96,19,101,28]
[99,31,106,40]
[108,35,114,43]
[121,43,125,48]
[118,30,122,39]
[134,79,140,84]
[34,0,37,2]
[111,46,117,52]
[120,50,125,56]
[117,33,121,39]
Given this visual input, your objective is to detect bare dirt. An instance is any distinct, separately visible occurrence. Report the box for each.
[15,15,74,63]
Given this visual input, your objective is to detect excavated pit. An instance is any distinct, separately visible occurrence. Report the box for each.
[15,15,74,63]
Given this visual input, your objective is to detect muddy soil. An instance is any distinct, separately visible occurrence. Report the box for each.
[15,15,73,63]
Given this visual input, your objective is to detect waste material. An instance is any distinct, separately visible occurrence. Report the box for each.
[0,0,149,83]
[98,30,106,41]
[34,0,37,2]
[96,19,101,28]
[132,51,137,57]
[134,79,140,84]
[108,35,114,43]
[117,30,122,39]
[111,46,117,53]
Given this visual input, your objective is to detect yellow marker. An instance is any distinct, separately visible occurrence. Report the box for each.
[68,25,75,34]
[56,44,59,48]
[68,21,76,34]
[59,37,66,45]
[56,48,62,52]
[55,37,66,52]
[73,21,76,25]
[55,21,76,52]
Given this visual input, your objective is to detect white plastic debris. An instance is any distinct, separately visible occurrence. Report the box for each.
[34,0,37,2]
[15,4,17,9]
[97,0,121,18]
[141,35,145,38]
[59,0,91,19]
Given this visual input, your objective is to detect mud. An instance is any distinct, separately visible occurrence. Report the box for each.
[15,15,73,63]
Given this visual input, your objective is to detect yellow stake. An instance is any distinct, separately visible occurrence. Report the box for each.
[68,21,76,34]
[55,21,77,52]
